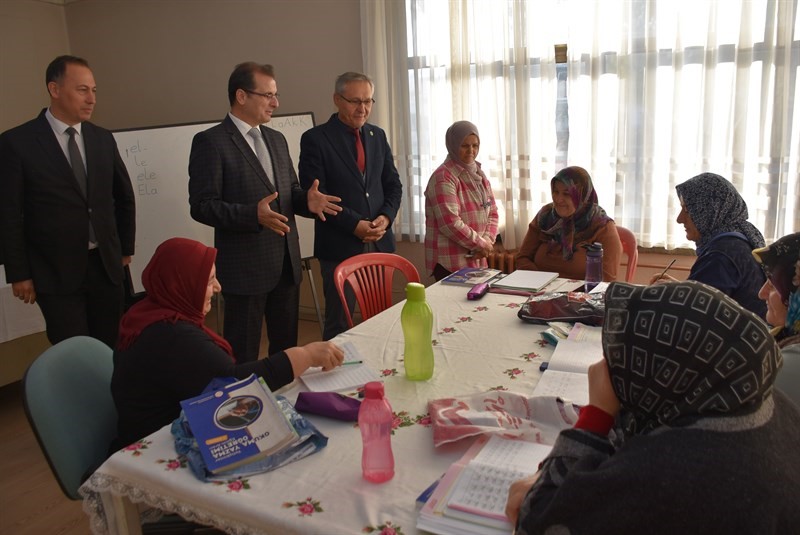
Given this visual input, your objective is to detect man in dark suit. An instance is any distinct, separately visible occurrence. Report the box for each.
[189,62,340,363]
[0,55,136,348]
[299,72,403,340]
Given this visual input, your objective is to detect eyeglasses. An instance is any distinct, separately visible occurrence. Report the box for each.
[244,89,280,100]
[337,94,375,106]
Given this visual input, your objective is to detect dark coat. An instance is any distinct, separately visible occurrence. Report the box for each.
[0,109,136,292]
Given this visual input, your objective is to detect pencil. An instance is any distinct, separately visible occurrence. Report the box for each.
[342,360,364,366]
[656,259,677,281]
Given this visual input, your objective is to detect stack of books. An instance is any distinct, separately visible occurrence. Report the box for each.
[180,374,303,474]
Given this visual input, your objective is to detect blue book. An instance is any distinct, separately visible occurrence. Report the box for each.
[179,374,300,474]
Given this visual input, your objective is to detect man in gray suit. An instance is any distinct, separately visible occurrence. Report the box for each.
[189,62,340,362]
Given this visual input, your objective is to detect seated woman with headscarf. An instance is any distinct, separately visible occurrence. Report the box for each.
[110,237,344,450]
[505,281,800,534]
[515,166,621,281]
[753,231,800,405]
[649,172,766,317]
[424,120,499,281]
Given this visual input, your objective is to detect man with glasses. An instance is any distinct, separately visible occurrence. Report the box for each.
[299,72,403,340]
[189,62,340,362]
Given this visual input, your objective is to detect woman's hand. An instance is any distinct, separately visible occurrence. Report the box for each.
[505,472,540,526]
[587,360,620,417]
[286,342,345,376]
[648,272,678,285]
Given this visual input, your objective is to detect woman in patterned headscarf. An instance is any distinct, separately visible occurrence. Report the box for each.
[650,172,766,317]
[507,281,800,534]
[516,166,622,280]
[753,231,800,404]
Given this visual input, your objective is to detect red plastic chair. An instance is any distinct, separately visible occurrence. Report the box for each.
[616,225,639,282]
[334,253,421,328]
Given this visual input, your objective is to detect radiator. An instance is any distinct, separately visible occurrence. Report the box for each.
[487,250,517,274]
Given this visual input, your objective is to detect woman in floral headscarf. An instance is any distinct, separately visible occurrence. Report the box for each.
[506,281,800,534]
[753,231,800,404]
[516,166,621,280]
[650,172,766,317]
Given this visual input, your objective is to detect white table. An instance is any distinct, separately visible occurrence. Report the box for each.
[80,278,586,535]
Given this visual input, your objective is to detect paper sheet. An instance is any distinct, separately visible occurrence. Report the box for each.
[300,342,381,392]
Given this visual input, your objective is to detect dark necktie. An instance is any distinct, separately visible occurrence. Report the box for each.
[352,128,366,174]
[66,127,96,244]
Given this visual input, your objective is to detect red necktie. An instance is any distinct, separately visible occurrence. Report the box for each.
[352,128,366,174]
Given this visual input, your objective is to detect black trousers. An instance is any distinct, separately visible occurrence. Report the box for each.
[36,248,124,349]
[222,252,299,363]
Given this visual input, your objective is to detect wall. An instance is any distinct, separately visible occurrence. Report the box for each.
[0,0,69,130]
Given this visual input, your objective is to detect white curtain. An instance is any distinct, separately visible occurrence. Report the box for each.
[362,0,800,248]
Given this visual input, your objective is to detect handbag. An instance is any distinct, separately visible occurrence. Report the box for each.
[517,291,605,326]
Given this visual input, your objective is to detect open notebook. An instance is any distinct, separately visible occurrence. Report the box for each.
[300,341,381,392]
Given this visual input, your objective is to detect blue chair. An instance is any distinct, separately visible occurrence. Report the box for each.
[23,336,117,500]
[23,336,216,533]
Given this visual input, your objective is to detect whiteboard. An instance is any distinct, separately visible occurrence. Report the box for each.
[113,112,316,293]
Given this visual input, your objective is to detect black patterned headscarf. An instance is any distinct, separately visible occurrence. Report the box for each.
[602,280,780,436]
[752,232,800,342]
[675,172,765,250]
[535,166,612,260]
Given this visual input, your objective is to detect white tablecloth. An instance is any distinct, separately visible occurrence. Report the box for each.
[80,278,588,535]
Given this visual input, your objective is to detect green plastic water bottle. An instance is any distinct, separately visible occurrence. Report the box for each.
[402,282,434,380]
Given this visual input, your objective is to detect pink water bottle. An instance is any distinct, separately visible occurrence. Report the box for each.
[358,382,395,483]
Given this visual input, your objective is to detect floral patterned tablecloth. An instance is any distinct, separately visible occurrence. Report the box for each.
[80,278,585,535]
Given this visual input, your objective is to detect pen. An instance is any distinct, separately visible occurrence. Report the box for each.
[656,259,677,281]
[342,360,364,366]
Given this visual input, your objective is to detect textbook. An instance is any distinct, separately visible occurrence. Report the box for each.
[417,434,552,535]
[440,267,502,286]
[531,333,603,406]
[489,269,558,293]
[179,374,301,474]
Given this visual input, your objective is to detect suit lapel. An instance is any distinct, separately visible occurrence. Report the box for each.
[322,123,365,186]
[83,124,99,202]
[224,117,275,194]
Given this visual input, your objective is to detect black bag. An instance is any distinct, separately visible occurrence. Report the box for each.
[123,265,146,311]
[517,291,605,326]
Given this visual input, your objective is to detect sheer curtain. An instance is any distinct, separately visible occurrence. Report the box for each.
[362,0,800,248]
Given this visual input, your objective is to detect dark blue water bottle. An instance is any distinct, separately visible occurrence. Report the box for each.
[584,242,603,291]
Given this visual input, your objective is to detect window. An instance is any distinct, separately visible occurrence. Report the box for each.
[363,0,800,248]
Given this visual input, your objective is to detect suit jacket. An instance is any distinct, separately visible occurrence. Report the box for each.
[188,115,312,295]
[0,109,136,293]
[298,113,403,262]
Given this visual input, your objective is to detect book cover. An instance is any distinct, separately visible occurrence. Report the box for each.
[179,374,300,474]
[440,267,501,286]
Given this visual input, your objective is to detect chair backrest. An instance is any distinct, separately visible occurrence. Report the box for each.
[616,225,639,283]
[334,253,421,328]
[23,336,117,500]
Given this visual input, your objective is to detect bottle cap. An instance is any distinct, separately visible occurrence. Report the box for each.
[405,282,426,301]
[363,381,384,400]
[583,242,603,256]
